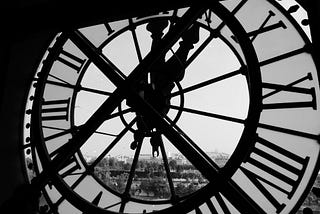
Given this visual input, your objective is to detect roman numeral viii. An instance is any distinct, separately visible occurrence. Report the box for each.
[240,135,309,213]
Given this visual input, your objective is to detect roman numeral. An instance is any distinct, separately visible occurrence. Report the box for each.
[259,45,310,67]
[215,193,232,214]
[47,140,83,178]
[240,135,309,213]
[194,194,241,214]
[49,143,83,178]
[232,10,286,43]
[262,73,316,110]
[59,154,82,178]
[41,98,70,121]
[57,49,86,73]
[205,199,218,214]
[248,11,287,42]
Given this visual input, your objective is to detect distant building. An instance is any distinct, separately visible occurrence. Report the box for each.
[126,154,162,164]
[139,153,153,160]
[115,155,130,163]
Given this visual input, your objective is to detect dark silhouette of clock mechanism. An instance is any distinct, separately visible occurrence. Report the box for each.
[129,21,200,157]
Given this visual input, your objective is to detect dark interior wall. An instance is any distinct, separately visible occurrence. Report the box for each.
[0,30,54,206]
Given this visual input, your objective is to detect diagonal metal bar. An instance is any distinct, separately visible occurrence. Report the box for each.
[169,68,242,98]
[129,18,143,62]
[169,105,245,124]
[119,135,143,213]
[159,138,177,201]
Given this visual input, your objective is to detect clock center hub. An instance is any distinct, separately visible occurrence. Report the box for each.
[126,82,171,132]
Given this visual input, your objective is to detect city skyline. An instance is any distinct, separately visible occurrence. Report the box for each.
[82,149,230,161]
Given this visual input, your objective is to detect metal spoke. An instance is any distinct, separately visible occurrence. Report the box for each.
[42,125,118,138]
[43,77,112,96]
[76,85,112,96]
[54,170,89,207]
[119,135,143,213]
[89,118,137,169]
[185,27,216,68]
[169,105,245,124]
[42,125,75,141]
[169,68,243,98]
[106,108,134,120]
[168,105,319,140]
[129,18,143,62]
[159,137,177,201]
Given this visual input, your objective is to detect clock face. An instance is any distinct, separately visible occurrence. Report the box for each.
[23,0,320,213]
